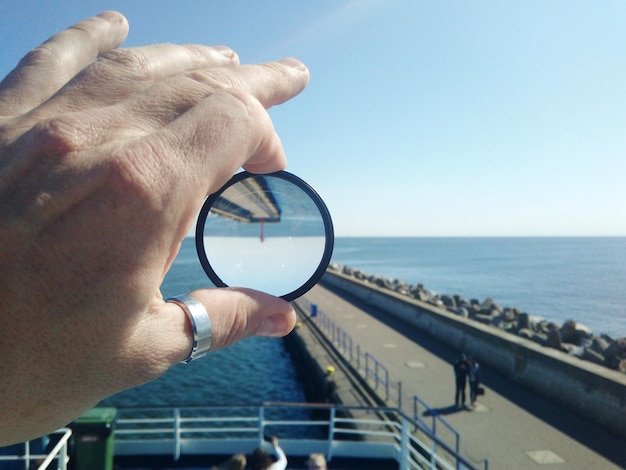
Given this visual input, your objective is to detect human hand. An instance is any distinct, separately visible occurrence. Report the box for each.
[0,11,308,445]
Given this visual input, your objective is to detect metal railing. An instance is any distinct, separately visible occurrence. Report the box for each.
[364,352,390,401]
[413,394,459,456]
[297,297,488,470]
[0,428,71,470]
[301,297,400,407]
[113,403,465,470]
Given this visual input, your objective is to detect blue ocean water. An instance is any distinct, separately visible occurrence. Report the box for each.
[101,236,625,410]
[331,237,626,337]
[100,238,307,408]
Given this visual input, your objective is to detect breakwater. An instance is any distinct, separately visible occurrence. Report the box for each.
[322,264,626,438]
[330,264,626,374]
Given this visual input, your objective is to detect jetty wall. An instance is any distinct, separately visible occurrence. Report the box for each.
[320,269,626,438]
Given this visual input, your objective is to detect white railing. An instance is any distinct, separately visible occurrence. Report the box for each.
[113,403,475,470]
[0,403,485,469]
[0,428,71,470]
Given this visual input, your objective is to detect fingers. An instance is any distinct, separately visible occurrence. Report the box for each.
[5,58,308,205]
[1,43,241,144]
[0,57,309,269]
[0,11,129,116]
[140,59,308,186]
[144,84,289,190]
[30,43,241,119]
[30,58,306,148]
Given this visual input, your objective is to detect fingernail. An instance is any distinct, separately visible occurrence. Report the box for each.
[278,57,308,72]
[213,45,237,59]
[97,10,124,23]
[258,314,289,337]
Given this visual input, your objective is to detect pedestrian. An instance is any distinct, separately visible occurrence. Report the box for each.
[306,453,327,470]
[249,436,287,470]
[453,353,469,408]
[324,366,337,403]
[467,356,481,408]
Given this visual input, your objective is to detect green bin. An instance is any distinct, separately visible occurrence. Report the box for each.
[70,407,117,470]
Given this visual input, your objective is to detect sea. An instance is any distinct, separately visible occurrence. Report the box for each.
[100,236,309,408]
[100,236,625,408]
[331,237,626,338]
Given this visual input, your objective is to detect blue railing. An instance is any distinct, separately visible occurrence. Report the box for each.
[364,352,390,401]
[301,297,401,408]
[413,394,459,455]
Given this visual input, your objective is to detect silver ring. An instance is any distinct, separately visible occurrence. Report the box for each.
[166,294,212,364]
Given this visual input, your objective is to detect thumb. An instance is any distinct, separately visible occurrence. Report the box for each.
[98,288,296,400]
[167,287,296,358]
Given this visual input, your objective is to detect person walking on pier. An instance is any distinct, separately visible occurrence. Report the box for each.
[454,353,469,408]
[468,356,481,408]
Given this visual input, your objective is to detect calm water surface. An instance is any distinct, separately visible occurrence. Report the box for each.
[101,236,626,409]
[100,238,307,408]
[331,237,626,337]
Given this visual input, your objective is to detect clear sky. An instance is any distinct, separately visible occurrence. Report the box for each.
[1,1,625,236]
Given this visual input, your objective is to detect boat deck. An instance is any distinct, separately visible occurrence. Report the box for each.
[115,454,395,470]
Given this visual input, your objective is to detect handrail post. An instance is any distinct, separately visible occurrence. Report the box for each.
[174,408,181,461]
[374,360,379,390]
[431,411,439,468]
[23,440,30,470]
[348,335,353,362]
[399,418,410,470]
[413,395,418,431]
[258,406,265,445]
[59,437,68,470]
[327,406,336,463]
[385,367,389,401]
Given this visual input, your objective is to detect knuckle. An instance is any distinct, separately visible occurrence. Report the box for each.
[215,291,250,350]
[185,68,239,91]
[98,48,153,78]
[30,115,85,156]
[103,141,165,206]
[215,87,263,120]
[19,45,63,70]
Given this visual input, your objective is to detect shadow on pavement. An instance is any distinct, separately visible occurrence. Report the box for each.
[319,280,626,468]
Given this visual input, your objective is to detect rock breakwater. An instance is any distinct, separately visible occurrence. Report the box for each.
[328,263,626,375]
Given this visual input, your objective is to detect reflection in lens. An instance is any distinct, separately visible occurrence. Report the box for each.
[196,171,334,300]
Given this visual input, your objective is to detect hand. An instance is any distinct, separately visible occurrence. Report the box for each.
[0,11,308,445]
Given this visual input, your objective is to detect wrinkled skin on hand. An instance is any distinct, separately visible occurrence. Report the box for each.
[0,11,308,445]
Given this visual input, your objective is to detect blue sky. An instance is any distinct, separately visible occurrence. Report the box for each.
[1,1,625,236]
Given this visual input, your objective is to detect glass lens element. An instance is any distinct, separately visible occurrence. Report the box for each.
[195,171,334,301]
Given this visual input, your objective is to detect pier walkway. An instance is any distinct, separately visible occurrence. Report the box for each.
[297,282,625,469]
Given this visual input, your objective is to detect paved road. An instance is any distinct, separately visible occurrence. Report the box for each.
[298,282,625,470]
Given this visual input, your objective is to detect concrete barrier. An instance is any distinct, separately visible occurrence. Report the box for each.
[321,269,626,438]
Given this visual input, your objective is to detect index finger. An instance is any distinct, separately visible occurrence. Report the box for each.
[0,11,129,116]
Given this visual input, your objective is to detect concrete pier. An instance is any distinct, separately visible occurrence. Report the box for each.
[290,279,626,469]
